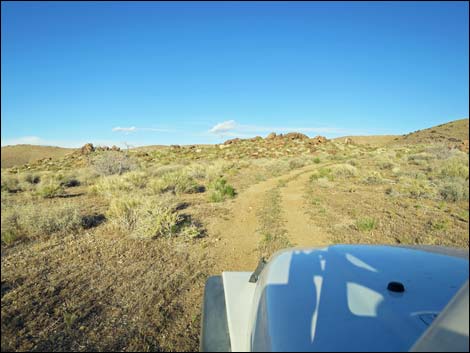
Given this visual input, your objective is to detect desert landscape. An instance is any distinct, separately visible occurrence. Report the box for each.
[1,118,468,351]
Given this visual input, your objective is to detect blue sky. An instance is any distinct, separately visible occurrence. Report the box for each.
[1,1,469,147]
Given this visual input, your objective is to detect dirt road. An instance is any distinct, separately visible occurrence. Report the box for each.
[206,164,330,273]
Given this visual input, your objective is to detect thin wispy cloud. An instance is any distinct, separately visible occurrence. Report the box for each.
[112,126,172,133]
[112,126,137,132]
[208,120,237,134]
[1,136,138,149]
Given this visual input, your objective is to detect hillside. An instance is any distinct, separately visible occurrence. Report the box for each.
[1,145,75,168]
[332,135,399,146]
[390,118,469,151]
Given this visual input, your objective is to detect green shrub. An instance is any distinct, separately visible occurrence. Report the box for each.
[1,174,20,193]
[1,209,22,245]
[356,217,377,232]
[208,178,235,202]
[36,179,64,198]
[313,157,321,164]
[310,168,332,181]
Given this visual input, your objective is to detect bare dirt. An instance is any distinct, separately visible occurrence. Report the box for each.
[206,164,330,273]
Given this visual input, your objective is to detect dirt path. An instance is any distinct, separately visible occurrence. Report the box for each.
[279,171,330,248]
[206,164,330,273]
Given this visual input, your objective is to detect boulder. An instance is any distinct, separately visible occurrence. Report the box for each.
[266,132,277,140]
[310,136,328,145]
[284,132,309,140]
[80,143,95,154]
[224,138,241,145]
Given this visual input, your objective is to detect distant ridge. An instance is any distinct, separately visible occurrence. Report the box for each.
[1,144,75,168]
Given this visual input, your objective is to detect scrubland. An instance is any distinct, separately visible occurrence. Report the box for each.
[1,120,469,351]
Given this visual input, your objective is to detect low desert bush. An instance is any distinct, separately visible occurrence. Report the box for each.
[362,171,384,185]
[439,179,469,202]
[36,179,64,198]
[310,168,332,181]
[356,217,377,232]
[288,157,306,170]
[208,178,236,202]
[106,195,197,238]
[1,174,20,193]
[439,157,469,180]
[92,151,136,176]
[331,164,358,178]
[1,203,82,244]
[21,172,41,184]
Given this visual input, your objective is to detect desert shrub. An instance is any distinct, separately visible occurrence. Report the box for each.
[1,208,22,245]
[425,145,455,160]
[428,218,450,231]
[106,195,190,238]
[107,197,140,232]
[313,157,321,164]
[362,171,384,185]
[36,179,64,198]
[377,160,395,170]
[253,159,290,177]
[400,178,437,199]
[408,152,434,165]
[331,164,358,178]
[92,151,136,176]
[288,158,306,170]
[22,172,41,184]
[356,217,377,232]
[122,171,148,189]
[186,164,207,180]
[151,164,184,177]
[310,168,332,181]
[162,171,200,194]
[439,157,469,180]
[28,203,82,235]
[391,167,401,176]
[1,174,20,193]
[439,179,469,202]
[346,159,357,166]
[53,173,81,188]
[90,175,133,197]
[17,181,36,192]
[1,203,82,243]
[208,178,235,202]
[148,171,200,195]
[179,223,202,239]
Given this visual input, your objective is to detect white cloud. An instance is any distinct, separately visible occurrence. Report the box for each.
[1,136,44,145]
[112,126,137,132]
[112,126,171,133]
[209,120,237,134]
